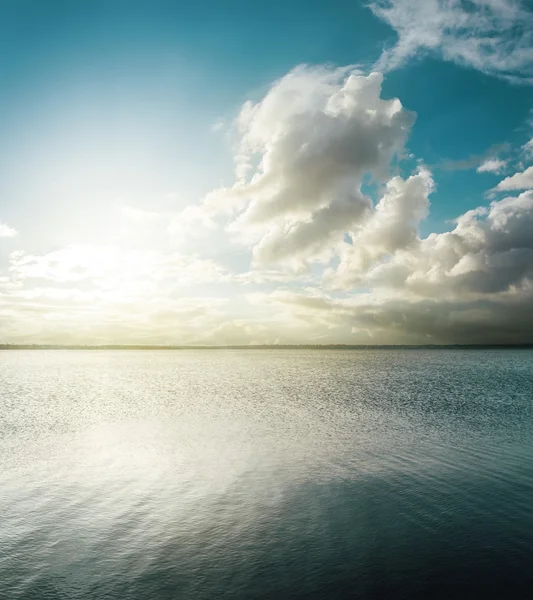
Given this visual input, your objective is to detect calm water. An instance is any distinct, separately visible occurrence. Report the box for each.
[1,349,533,599]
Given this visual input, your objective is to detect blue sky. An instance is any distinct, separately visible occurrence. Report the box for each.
[1,0,533,344]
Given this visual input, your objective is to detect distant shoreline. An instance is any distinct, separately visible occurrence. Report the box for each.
[1,344,532,350]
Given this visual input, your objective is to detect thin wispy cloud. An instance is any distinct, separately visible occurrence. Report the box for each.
[522,138,533,159]
[477,158,508,174]
[435,144,509,173]
[370,0,533,83]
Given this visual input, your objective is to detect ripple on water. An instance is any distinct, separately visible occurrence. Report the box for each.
[1,349,533,599]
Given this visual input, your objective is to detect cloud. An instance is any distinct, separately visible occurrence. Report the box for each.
[494,165,533,190]
[9,245,232,290]
[364,191,533,297]
[523,138,533,159]
[345,292,533,344]
[163,64,533,345]
[199,66,415,268]
[0,244,262,345]
[234,269,311,285]
[0,287,237,346]
[331,167,434,286]
[0,221,17,237]
[194,320,275,345]
[370,0,533,82]
[4,62,533,345]
[256,281,533,345]
[167,204,216,236]
[477,158,507,173]
[434,143,509,173]
[249,187,533,344]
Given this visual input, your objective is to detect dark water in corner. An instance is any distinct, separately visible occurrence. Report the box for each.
[1,349,533,600]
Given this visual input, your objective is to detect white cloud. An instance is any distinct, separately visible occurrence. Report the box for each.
[9,245,231,289]
[162,64,533,344]
[250,187,533,344]
[364,191,533,298]
[494,165,533,190]
[167,204,216,236]
[234,269,311,285]
[0,288,237,346]
[4,62,533,345]
[0,221,17,237]
[0,244,258,345]
[211,119,226,133]
[370,0,533,82]
[194,320,275,346]
[331,167,434,286]
[522,138,533,159]
[197,66,415,268]
[477,158,507,173]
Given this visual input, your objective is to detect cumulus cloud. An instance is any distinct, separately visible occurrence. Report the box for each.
[163,63,533,344]
[201,66,415,267]
[0,221,17,237]
[332,167,434,286]
[494,165,533,190]
[370,0,533,82]
[358,191,533,298]
[5,61,533,345]
[477,158,507,174]
[242,185,533,344]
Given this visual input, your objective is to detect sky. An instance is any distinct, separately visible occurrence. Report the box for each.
[1,0,533,345]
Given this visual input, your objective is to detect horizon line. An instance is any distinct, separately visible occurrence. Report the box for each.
[1,343,533,350]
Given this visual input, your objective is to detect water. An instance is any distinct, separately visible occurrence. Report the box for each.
[1,349,533,599]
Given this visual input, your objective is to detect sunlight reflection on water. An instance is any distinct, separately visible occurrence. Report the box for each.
[1,349,533,599]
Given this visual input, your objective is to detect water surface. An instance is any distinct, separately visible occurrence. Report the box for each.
[1,349,532,599]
